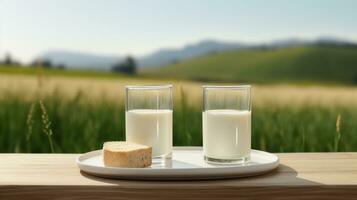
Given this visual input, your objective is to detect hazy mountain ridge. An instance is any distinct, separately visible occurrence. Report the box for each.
[137,39,248,67]
[40,50,122,70]
[38,37,357,70]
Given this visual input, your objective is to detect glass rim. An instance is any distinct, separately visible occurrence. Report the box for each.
[126,84,173,90]
[202,85,251,89]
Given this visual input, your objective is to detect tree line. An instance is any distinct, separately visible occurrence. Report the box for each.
[0,53,137,75]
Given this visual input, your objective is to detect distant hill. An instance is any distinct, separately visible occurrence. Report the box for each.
[37,37,357,70]
[137,39,248,67]
[138,37,357,67]
[142,45,357,84]
[39,50,122,71]
[38,40,247,69]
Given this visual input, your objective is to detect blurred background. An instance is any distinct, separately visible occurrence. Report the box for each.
[1,0,357,153]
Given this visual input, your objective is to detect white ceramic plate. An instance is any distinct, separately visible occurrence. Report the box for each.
[77,147,279,180]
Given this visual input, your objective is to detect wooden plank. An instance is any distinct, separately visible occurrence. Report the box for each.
[1,186,357,200]
[0,152,357,199]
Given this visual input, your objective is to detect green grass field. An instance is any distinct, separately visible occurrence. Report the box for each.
[0,89,354,153]
[143,45,357,84]
[1,57,356,153]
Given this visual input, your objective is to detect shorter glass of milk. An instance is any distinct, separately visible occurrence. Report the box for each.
[125,85,173,162]
[203,85,251,164]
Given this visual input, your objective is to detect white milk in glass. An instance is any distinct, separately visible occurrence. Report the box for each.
[126,109,172,157]
[203,109,251,160]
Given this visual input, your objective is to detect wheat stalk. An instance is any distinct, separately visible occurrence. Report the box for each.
[39,100,55,153]
[334,114,342,152]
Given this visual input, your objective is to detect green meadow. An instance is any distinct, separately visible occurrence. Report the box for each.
[1,44,357,154]
[143,45,357,84]
[0,65,356,153]
[0,91,354,153]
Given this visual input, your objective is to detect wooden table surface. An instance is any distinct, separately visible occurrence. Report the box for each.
[0,150,357,200]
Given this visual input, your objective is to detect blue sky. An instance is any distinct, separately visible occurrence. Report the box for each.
[1,0,357,62]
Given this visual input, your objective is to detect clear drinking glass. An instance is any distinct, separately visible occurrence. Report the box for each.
[203,85,251,164]
[125,85,173,161]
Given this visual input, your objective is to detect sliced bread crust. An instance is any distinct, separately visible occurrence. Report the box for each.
[103,141,152,168]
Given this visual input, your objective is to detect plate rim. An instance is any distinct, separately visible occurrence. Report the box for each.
[76,148,279,176]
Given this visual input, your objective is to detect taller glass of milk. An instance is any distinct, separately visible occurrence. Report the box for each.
[203,85,251,164]
[125,85,173,161]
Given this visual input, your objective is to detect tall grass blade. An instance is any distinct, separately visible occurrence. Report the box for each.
[39,100,55,153]
[334,114,342,152]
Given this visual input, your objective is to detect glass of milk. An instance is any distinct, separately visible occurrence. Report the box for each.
[125,85,173,161]
[203,85,251,164]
